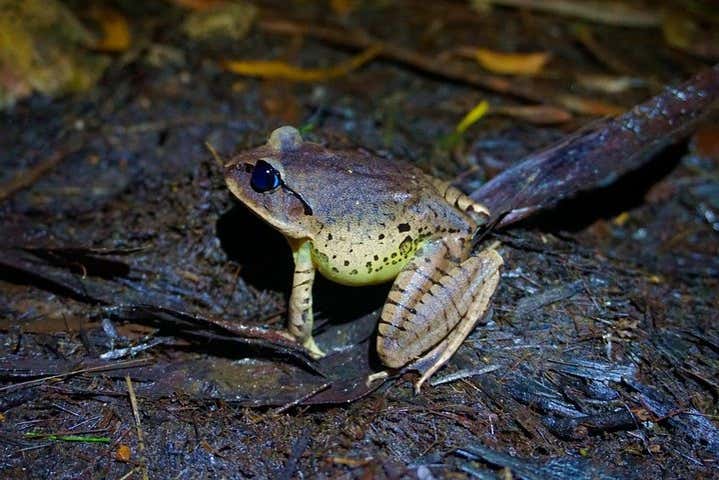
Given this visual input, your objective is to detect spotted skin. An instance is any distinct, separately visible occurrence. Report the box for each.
[223,126,502,391]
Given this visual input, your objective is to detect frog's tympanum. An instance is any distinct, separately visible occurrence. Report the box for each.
[224,126,503,391]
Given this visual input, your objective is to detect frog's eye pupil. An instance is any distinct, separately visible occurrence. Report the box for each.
[250,160,281,192]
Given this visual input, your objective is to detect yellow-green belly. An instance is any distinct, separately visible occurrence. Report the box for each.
[310,239,423,287]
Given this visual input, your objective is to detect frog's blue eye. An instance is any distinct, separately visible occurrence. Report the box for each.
[250,160,281,192]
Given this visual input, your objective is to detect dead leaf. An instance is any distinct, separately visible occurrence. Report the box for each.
[89,7,131,53]
[222,45,382,82]
[115,444,131,462]
[470,48,551,76]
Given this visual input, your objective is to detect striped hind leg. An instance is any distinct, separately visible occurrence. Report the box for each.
[424,175,491,219]
[375,236,502,392]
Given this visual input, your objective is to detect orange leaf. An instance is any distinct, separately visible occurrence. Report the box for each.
[473,48,551,76]
[115,444,131,462]
[222,45,382,82]
[89,7,131,52]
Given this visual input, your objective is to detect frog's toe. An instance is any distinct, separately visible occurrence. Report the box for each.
[366,370,389,387]
[303,337,325,359]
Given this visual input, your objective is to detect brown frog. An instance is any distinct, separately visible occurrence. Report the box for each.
[223,126,502,391]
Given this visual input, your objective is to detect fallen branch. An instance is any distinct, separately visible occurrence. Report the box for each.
[471,64,719,227]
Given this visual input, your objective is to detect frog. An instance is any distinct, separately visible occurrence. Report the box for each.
[222,126,503,392]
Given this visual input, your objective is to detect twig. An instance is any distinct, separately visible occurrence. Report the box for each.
[271,382,331,415]
[258,18,546,105]
[477,0,662,28]
[429,365,501,387]
[125,375,149,480]
[116,467,138,480]
[0,358,151,394]
[0,150,68,203]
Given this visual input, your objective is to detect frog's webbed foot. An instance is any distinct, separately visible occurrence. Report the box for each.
[377,238,502,393]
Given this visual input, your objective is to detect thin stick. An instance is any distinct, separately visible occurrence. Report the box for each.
[125,375,149,480]
[429,365,501,387]
[0,151,67,203]
[0,358,150,394]
[271,382,331,415]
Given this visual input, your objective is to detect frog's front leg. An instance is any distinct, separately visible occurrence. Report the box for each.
[287,239,325,358]
[376,236,502,392]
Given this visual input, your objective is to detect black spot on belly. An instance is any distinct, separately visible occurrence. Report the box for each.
[398,235,413,256]
[374,255,379,261]
[327,233,333,240]
[378,234,385,240]
[344,260,350,266]
[397,223,411,232]
[350,269,358,275]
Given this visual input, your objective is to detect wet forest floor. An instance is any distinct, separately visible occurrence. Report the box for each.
[1,1,718,478]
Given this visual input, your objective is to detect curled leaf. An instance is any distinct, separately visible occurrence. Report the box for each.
[222,45,382,82]
[472,48,551,76]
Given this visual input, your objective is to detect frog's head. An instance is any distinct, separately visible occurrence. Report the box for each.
[224,126,317,240]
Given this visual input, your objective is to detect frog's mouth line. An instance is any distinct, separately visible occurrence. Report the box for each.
[243,162,314,216]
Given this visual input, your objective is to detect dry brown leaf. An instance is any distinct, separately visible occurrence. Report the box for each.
[89,7,131,52]
[222,45,382,82]
[469,48,551,76]
[115,444,131,462]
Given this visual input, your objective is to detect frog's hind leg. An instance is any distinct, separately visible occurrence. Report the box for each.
[377,238,502,393]
[424,176,490,219]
